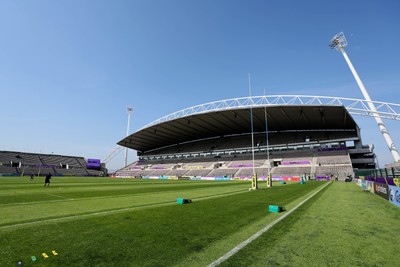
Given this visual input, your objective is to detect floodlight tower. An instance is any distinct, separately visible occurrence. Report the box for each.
[330,32,400,162]
[125,107,133,167]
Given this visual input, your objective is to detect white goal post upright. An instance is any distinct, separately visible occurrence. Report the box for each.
[330,32,400,162]
[248,74,258,190]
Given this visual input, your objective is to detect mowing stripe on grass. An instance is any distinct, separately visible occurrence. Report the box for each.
[0,186,247,208]
[0,189,248,230]
[0,201,175,230]
[207,181,331,267]
[44,193,74,200]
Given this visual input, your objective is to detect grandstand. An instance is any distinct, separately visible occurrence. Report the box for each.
[0,151,106,177]
[115,99,376,181]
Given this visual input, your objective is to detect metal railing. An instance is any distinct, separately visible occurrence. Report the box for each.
[139,95,400,131]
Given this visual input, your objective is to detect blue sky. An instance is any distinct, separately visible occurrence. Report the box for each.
[1,0,400,171]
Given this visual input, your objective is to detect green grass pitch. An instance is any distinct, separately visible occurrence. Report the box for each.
[0,177,398,266]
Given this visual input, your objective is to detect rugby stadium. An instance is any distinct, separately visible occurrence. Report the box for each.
[114,95,379,181]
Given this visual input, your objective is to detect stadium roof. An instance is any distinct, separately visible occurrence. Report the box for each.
[118,96,359,153]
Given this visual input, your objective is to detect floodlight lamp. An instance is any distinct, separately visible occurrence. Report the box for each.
[329,32,347,51]
[127,107,133,112]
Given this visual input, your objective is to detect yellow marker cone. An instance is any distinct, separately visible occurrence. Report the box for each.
[52,250,58,256]
[42,253,49,259]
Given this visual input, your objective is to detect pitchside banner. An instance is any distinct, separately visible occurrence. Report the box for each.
[374,183,389,200]
[388,186,400,207]
[361,180,367,190]
[366,181,374,193]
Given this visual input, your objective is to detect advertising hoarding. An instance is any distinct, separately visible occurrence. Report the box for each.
[388,186,400,207]
[374,183,389,200]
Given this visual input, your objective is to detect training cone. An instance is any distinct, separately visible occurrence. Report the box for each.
[42,253,49,259]
[52,250,58,256]
[31,256,36,262]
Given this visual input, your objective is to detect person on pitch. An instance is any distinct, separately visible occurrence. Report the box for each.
[44,173,52,187]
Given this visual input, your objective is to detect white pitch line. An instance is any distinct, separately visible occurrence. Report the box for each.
[207,181,332,267]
